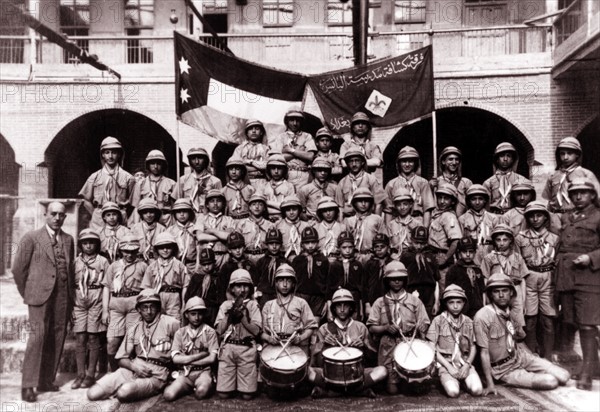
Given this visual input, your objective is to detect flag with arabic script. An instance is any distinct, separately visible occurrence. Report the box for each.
[307,46,433,135]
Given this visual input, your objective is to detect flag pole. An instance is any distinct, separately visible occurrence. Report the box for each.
[175,117,181,188]
[432,109,438,177]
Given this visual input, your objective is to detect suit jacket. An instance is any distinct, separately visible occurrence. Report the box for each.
[12,227,75,307]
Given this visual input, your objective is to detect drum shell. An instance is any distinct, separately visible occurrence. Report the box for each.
[259,345,308,388]
[322,348,364,389]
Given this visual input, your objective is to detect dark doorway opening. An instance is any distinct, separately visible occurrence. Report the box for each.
[0,134,19,275]
[577,116,600,178]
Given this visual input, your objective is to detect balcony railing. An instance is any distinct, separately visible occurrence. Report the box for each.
[553,0,599,66]
[0,25,550,69]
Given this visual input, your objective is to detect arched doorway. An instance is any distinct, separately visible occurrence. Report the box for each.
[577,116,600,178]
[0,134,19,275]
[383,107,534,185]
[46,109,184,199]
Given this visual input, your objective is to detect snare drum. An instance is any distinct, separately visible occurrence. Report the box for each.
[322,346,364,389]
[393,339,435,383]
[259,345,308,388]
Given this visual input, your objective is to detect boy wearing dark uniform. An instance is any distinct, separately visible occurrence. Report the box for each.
[254,228,287,308]
[474,274,569,394]
[163,297,218,401]
[177,147,222,218]
[446,237,486,318]
[87,289,180,402]
[363,233,394,318]
[185,248,220,326]
[218,231,257,302]
[327,231,364,320]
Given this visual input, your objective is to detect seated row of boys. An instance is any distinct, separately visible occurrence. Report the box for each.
[85,259,569,404]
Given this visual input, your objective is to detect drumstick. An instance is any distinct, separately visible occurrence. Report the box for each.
[398,328,418,359]
[273,330,297,360]
[332,338,351,356]
[403,322,420,363]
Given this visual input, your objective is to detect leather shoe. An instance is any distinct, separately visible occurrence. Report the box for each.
[21,388,37,403]
[576,375,593,391]
[71,375,85,389]
[37,383,60,392]
[80,375,96,389]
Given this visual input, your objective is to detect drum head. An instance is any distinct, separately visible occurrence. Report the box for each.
[322,346,363,362]
[394,340,435,371]
[261,345,308,371]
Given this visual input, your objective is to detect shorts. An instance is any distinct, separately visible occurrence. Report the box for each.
[94,365,165,398]
[159,290,182,320]
[575,290,600,326]
[217,344,258,393]
[438,364,480,387]
[170,368,213,390]
[73,288,105,333]
[525,270,556,317]
[107,295,141,338]
[500,348,568,388]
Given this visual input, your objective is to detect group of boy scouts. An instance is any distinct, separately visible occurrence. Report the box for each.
[13,109,599,404]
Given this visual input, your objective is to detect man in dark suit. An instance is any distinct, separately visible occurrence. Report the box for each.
[12,201,75,402]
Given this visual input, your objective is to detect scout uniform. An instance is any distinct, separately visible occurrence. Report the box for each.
[426,285,482,397]
[193,189,236,270]
[313,128,343,177]
[344,188,385,265]
[297,158,338,219]
[184,248,220,326]
[140,233,189,320]
[98,202,131,263]
[261,264,318,354]
[313,196,346,261]
[401,226,440,318]
[366,261,430,388]
[130,150,177,227]
[482,142,529,214]
[292,226,329,318]
[232,119,270,186]
[79,136,135,230]
[269,109,316,187]
[542,137,600,214]
[481,224,528,330]
[102,236,147,352]
[501,182,562,236]
[429,146,472,216]
[275,195,310,261]
[458,184,498,265]
[260,153,296,219]
[446,238,486,318]
[91,290,180,401]
[129,198,166,262]
[73,229,110,389]
[339,112,383,172]
[514,201,558,356]
[254,228,287,308]
[177,147,223,217]
[165,297,219,399]
[474,274,569,389]
[218,231,257,302]
[235,193,273,265]
[384,146,435,219]
[334,150,386,213]
[214,270,262,395]
[166,198,197,275]
[555,178,600,390]
[222,156,255,220]
[387,188,423,254]
[362,234,394,307]
[327,231,364,316]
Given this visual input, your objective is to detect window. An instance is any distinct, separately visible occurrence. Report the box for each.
[0,0,26,63]
[395,0,426,23]
[59,0,90,63]
[327,0,352,26]
[203,0,228,13]
[262,0,294,27]
[125,0,154,63]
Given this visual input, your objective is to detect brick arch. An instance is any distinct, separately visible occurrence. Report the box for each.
[382,105,535,185]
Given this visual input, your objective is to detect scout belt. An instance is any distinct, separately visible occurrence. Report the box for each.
[491,353,515,367]
[245,248,265,255]
[76,284,102,290]
[160,286,182,293]
[230,212,250,220]
[112,291,140,297]
[527,264,555,273]
[139,357,168,367]
[225,336,255,347]
[288,165,309,172]
[489,207,506,215]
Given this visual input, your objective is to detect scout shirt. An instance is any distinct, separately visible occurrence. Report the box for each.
[223,181,255,219]
[433,174,473,216]
[166,221,197,271]
[385,173,435,217]
[481,250,528,284]
[556,204,600,292]
[261,295,318,340]
[75,253,109,299]
[297,180,338,219]
[428,209,463,251]
[177,170,223,216]
[335,171,386,209]
[141,257,189,293]
[171,323,219,368]
[313,319,369,362]
[543,165,600,213]
[259,179,296,207]
[345,212,385,254]
[103,258,147,294]
[327,257,363,302]
[314,220,347,259]
[276,218,309,260]
[232,141,269,179]
[426,312,475,366]
[270,130,317,172]
[193,212,235,255]
[482,172,529,212]
[215,298,262,341]
[474,304,520,379]
[515,228,558,270]
[387,215,423,254]
[130,221,166,262]
[315,151,342,176]
[130,175,177,214]
[292,251,329,298]
[115,314,180,381]
[235,216,273,254]
[339,137,383,166]
[459,209,497,263]
[99,224,131,263]
[502,207,562,236]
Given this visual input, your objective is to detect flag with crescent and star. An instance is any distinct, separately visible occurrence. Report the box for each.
[307,46,434,135]
[175,32,308,145]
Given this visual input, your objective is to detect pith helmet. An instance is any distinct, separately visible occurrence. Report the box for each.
[153,232,177,248]
[440,146,462,159]
[187,147,209,159]
[274,263,296,280]
[397,146,420,160]
[205,189,225,202]
[100,136,122,152]
[485,273,516,295]
[136,289,161,308]
[351,187,374,202]
[171,198,194,213]
[184,296,207,313]
[568,178,597,194]
[351,112,371,126]
[248,193,267,205]
[119,234,140,251]
[315,128,333,139]
[491,223,513,238]
[494,142,517,156]
[245,119,265,133]
[311,158,332,170]
[229,269,253,287]
[466,184,490,199]
[78,228,100,243]
[145,150,167,164]
[280,195,302,210]
[284,109,304,121]
[137,198,162,217]
[343,149,367,163]
[316,196,339,211]
[523,200,549,217]
[384,261,408,278]
[436,183,459,200]
[331,288,355,305]
[267,153,288,168]
[442,284,467,301]
[226,156,246,169]
[557,137,581,152]
[393,187,414,203]
[101,201,120,216]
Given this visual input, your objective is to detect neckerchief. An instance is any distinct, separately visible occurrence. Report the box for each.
[397,173,419,204]
[353,213,367,251]
[312,179,330,197]
[78,254,98,298]
[492,250,513,276]
[490,304,515,354]
[333,318,354,346]
[176,221,193,260]
[347,171,365,204]
[415,250,428,273]
[495,170,512,209]
[200,271,215,299]
[524,228,554,266]
[231,256,245,269]
[392,216,412,251]
[104,225,119,262]
[442,312,466,368]
[440,173,459,186]
[142,222,157,261]
[190,171,211,213]
[460,262,479,286]
[184,324,206,354]
[469,209,490,246]
[342,258,351,285]
[320,221,337,256]
[557,164,579,208]
[103,164,120,203]
[286,130,301,147]
[267,255,278,286]
[285,219,301,258]
[251,217,266,249]
[384,291,407,327]
[140,315,161,359]
[350,136,368,153]
[147,175,163,201]
[274,294,300,333]
[303,251,314,278]
[269,180,286,201]
[377,257,386,279]
[206,212,223,230]
[113,260,136,293]
[226,181,247,213]
[154,257,174,292]
[242,141,260,160]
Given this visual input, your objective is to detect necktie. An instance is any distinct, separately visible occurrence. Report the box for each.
[378,259,385,279]
[415,252,427,272]
[201,273,212,299]
[50,231,57,246]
